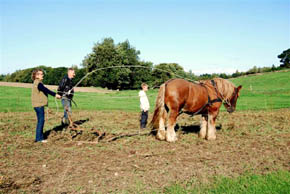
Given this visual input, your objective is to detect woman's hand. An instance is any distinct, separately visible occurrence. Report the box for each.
[55,94,61,99]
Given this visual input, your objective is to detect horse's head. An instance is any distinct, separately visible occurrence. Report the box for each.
[223,85,242,113]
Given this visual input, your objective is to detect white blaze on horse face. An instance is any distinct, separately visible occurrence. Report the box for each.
[206,114,216,140]
[199,116,207,139]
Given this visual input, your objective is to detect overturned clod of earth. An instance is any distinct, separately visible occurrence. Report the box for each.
[47,123,150,144]
[46,125,106,143]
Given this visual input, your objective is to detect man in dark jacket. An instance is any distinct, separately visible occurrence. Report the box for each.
[57,68,75,125]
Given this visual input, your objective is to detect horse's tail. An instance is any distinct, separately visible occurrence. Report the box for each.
[150,83,166,130]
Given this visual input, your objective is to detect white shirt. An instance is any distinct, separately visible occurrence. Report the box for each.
[139,90,150,111]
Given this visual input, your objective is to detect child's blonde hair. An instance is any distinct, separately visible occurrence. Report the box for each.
[141,83,148,88]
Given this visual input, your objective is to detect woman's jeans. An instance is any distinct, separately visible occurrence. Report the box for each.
[34,106,45,142]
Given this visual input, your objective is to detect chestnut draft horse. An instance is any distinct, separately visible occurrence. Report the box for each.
[151,78,242,142]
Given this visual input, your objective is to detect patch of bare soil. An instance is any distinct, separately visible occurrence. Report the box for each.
[0,81,113,93]
[0,109,290,193]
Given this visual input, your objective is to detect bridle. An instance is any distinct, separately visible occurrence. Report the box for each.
[209,79,232,107]
[201,79,239,110]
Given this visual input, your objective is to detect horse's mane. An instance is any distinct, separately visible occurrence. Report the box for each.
[202,78,236,101]
[213,78,236,101]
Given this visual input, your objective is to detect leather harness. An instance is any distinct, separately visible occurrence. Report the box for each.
[179,79,223,116]
[208,80,223,105]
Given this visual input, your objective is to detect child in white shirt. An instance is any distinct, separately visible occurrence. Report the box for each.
[139,83,150,129]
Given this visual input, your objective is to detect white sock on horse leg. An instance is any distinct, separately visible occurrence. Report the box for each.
[206,115,216,140]
[156,117,166,140]
[199,116,207,139]
[166,119,177,142]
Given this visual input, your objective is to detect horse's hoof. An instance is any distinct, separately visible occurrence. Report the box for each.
[165,135,178,142]
[156,135,165,141]
[156,131,166,141]
[206,136,216,140]
[198,133,206,139]
[166,138,178,142]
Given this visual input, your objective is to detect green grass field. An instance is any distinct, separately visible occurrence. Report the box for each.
[164,170,290,194]
[1,71,290,193]
[0,86,157,112]
[1,70,289,112]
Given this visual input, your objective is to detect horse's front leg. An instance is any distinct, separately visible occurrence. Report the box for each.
[206,112,218,140]
[199,115,208,139]
[166,109,178,142]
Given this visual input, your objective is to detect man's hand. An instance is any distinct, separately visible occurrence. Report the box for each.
[55,94,61,99]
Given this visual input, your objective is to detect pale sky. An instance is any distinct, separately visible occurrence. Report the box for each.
[1,0,289,75]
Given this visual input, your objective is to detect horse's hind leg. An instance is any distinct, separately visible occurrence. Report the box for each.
[199,115,207,139]
[156,111,166,141]
[206,113,217,140]
[166,109,178,142]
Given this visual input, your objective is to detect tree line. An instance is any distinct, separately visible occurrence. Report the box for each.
[1,38,289,90]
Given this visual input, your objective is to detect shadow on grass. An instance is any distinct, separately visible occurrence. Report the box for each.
[43,119,89,139]
[177,124,222,134]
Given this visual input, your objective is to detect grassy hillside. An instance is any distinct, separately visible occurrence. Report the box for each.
[231,70,290,110]
[0,70,289,112]
[0,86,157,112]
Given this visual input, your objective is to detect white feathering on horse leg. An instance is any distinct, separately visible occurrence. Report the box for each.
[165,118,178,142]
[206,114,216,140]
[166,125,177,142]
[199,116,207,139]
[156,117,166,141]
